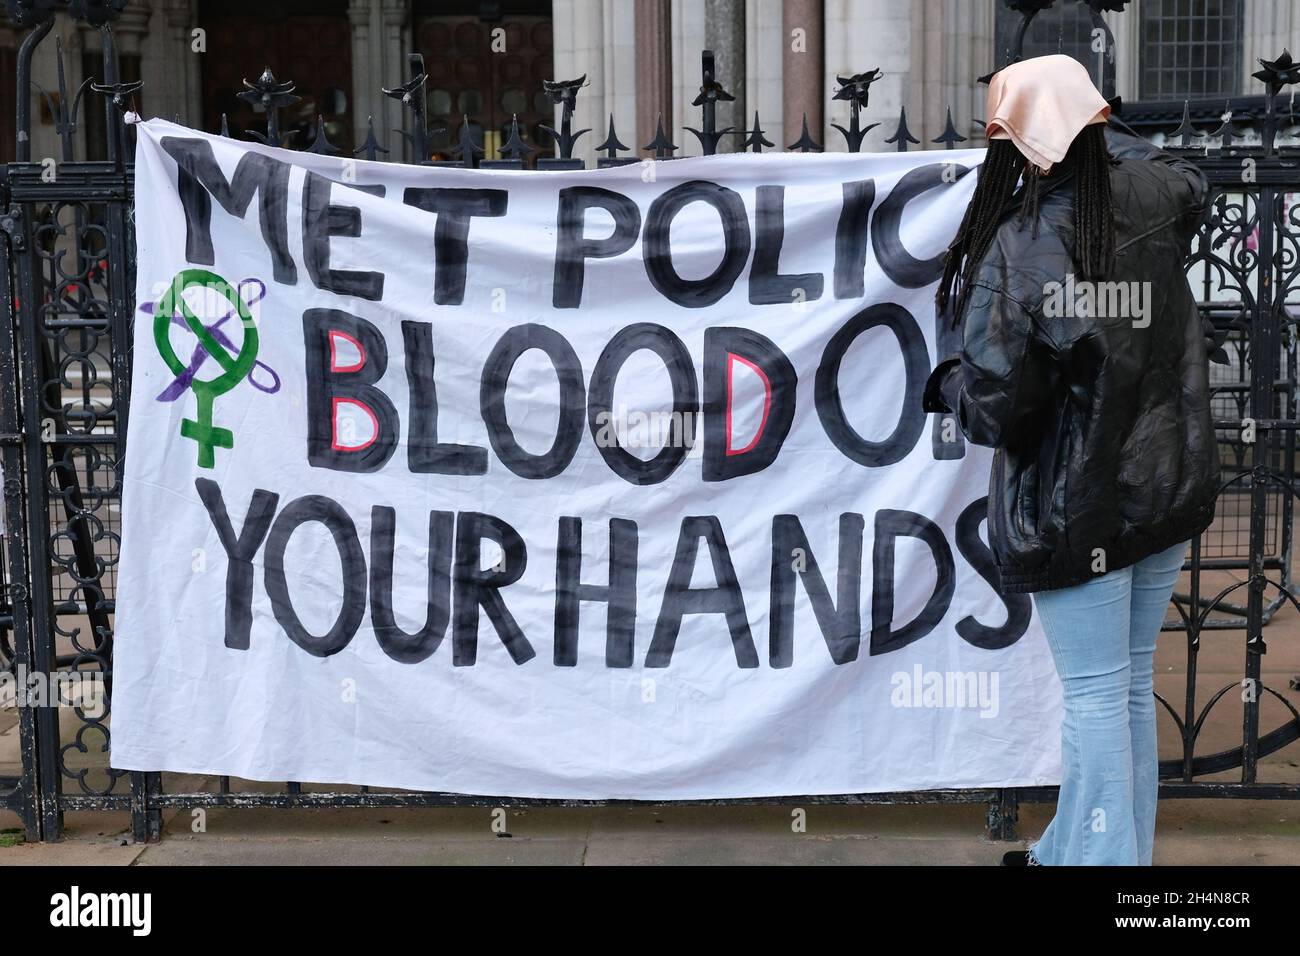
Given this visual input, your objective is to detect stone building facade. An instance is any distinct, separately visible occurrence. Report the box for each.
[2,0,1298,166]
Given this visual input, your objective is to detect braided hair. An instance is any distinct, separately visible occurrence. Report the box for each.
[936,123,1116,327]
[1071,124,1116,289]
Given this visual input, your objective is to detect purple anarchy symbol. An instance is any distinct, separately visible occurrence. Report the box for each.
[139,277,281,401]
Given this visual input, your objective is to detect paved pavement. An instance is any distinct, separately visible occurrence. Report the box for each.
[1,548,1298,865]
[0,796,1296,864]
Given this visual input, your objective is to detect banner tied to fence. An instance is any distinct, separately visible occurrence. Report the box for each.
[112,119,1063,798]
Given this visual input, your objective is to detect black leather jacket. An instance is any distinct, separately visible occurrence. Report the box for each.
[922,125,1220,593]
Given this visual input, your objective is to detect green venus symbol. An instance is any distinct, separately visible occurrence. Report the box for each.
[153,269,260,469]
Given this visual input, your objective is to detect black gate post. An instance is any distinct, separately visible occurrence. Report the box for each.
[92,18,158,843]
[986,790,1019,842]
[0,176,42,843]
[6,3,63,843]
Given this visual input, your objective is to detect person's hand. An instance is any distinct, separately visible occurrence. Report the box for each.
[1202,313,1230,365]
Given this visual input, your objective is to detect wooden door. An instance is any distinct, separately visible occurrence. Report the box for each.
[200,3,353,153]
[417,14,554,165]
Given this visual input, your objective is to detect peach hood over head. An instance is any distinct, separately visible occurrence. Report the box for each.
[985,54,1110,173]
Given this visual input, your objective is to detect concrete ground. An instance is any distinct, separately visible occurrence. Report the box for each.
[1,516,1299,865]
[0,796,1296,865]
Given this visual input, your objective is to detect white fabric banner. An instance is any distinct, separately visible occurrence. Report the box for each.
[112,119,1062,798]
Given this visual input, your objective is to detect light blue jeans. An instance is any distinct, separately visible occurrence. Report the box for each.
[1027,538,1189,866]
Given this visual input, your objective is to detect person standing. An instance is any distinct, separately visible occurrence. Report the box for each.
[922,54,1224,865]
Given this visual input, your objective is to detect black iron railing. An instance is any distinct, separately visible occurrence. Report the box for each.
[1,0,1298,844]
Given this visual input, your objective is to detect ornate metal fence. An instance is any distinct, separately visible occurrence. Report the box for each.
[1,0,1298,844]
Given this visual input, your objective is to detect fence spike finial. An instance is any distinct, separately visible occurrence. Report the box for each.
[450,115,484,166]
[686,49,735,155]
[306,114,339,155]
[1210,101,1235,150]
[239,66,299,147]
[383,54,431,162]
[737,111,773,153]
[644,113,678,159]
[1170,100,1197,148]
[354,115,388,162]
[539,75,590,159]
[885,106,920,152]
[931,107,966,149]
[831,69,882,152]
[499,114,536,162]
[787,113,823,153]
[40,34,81,161]
[596,114,630,159]
[1253,50,1300,155]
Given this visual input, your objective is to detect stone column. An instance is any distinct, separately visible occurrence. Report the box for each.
[114,1,151,59]
[704,0,744,151]
[910,0,994,149]
[379,0,410,157]
[781,0,822,148]
[744,0,782,146]
[913,0,943,148]
[347,0,373,152]
[670,0,706,152]
[967,0,995,139]
[160,0,200,127]
[1104,4,1138,103]
[635,0,672,152]
[602,0,638,158]
[553,0,605,167]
